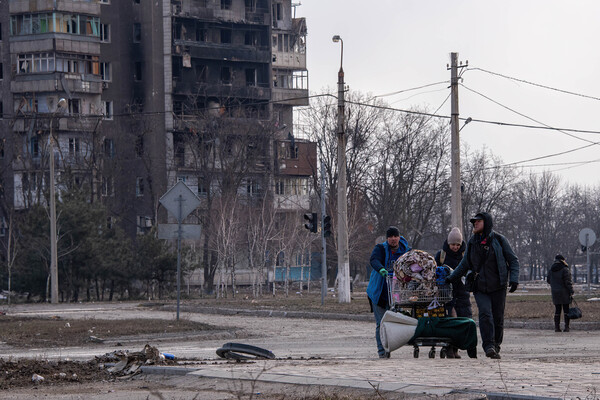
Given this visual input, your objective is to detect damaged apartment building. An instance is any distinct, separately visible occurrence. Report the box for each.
[0,0,316,284]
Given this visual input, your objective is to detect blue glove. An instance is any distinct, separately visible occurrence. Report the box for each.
[378,268,388,277]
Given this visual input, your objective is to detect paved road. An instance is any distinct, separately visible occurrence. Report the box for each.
[2,302,599,399]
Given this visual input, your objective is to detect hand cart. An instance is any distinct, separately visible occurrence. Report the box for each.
[387,275,454,358]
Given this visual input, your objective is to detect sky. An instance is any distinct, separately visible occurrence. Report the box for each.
[294,0,600,187]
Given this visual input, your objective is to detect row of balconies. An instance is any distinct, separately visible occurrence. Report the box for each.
[9,0,100,15]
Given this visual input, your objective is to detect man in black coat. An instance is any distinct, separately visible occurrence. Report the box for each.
[447,212,520,360]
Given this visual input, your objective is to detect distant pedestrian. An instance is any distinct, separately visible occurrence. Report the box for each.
[446,212,520,359]
[435,227,472,358]
[546,254,574,332]
[366,226,411,359]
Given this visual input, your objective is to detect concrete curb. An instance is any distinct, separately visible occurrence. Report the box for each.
[154,304,600,330]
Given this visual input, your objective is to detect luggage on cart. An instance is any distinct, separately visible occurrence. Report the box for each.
[387,273,454,358]
[384,249,477,358]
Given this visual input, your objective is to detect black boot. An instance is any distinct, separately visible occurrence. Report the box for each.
[554,315,561,332]
[564,316,570,332]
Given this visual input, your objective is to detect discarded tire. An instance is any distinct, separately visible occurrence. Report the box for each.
[216,342,275,360]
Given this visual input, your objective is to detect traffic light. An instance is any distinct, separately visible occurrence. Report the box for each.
[303,212,317,233]
[323,215,332,237]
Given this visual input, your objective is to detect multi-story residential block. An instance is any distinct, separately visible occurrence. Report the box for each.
[0,0,315,242]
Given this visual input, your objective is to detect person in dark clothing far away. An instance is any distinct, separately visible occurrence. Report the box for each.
[366,226,411,359]
[546,254,574,332]
[435,227,472,358]
[446,212,520,360]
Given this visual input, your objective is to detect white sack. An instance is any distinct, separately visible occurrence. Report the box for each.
[380,310,418,353]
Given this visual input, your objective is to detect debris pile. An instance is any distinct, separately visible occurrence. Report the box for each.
[96,344,176,378]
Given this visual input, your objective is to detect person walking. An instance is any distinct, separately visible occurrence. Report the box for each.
[435,227,472,358]
[446,212,520,359]
[366,226,411,358]
[546,254,574,332]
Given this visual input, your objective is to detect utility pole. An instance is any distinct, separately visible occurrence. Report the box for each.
[449,52,468,233]
[49,98,66,304]
[320,161,327,305]
[332,35,350,303]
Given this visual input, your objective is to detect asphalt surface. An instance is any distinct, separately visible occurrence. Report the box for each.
[2,301,599,399]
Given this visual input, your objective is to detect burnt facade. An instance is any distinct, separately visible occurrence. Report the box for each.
[0,0,313,239]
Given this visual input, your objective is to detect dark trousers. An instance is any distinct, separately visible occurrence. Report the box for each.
[474,289,506,352]
[554,303,569,316]
[372,302,389,356]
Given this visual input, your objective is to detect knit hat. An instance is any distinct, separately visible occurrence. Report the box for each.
[386,226,400,237]
[447,227,463,245]
[555,254,565,261]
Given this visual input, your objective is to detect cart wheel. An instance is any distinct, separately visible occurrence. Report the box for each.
[413,347,419,358]
[428,348,435,358]
[440,347,447,359]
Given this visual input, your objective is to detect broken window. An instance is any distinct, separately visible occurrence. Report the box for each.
[245,68,256,86]
[220,67,231,84]
[136,177,144,197]
[133,23,141,42]
[135,136,144,158]
[134,61,142,80]
[221,0,232,10]
[220,29,231,44]
[68,137,80,155]
[104,138,115,158]
[195,64,207,82]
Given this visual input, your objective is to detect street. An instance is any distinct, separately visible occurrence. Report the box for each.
[2,301,599,399]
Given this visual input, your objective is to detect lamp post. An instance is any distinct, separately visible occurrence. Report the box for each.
[49,98,66,304]
[332,35,350,303]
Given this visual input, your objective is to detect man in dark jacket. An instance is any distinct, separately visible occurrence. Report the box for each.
[435,227,471,358]
[546,254,574,332]
[366,226,410,358]
[447,212,520,359]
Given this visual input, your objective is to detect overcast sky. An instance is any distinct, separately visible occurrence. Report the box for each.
[295,0,600,187]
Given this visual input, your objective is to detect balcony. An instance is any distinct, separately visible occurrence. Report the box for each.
[9,0,100,14]
[11,72,102,95]
[272,51,306,70]
[173,81,271,100]
[272,87,308,106]
[173,41,271,64]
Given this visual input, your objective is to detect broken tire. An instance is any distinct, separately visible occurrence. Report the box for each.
[216,342,275,360]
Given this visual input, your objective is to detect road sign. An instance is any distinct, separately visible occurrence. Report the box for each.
[157,223,201,240]
[159,181,201,222]
[579,228,596,247]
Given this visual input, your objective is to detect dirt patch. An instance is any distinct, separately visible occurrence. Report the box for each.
[0,316,218,348]
[0,358,111,390]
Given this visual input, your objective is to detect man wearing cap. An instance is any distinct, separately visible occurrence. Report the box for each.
[367,226,411,358]
[446,212,520,359]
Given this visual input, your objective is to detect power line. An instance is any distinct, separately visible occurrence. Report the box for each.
[468,67,600,102]
[461,84,600,144]
[371,81,449,99]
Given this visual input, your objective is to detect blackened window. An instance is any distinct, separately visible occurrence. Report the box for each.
[245,69,256,86]
[133,23,141,42]
[220,67,231,84]
[220,29,231,44]
[134,62,142,80]
[104,138,115,158]
[135,136,144,158]
[195,64,207,82]
[221,0,232,10]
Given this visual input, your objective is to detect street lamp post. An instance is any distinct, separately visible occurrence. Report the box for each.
[49,98,66,304]
[332,35,350,303]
